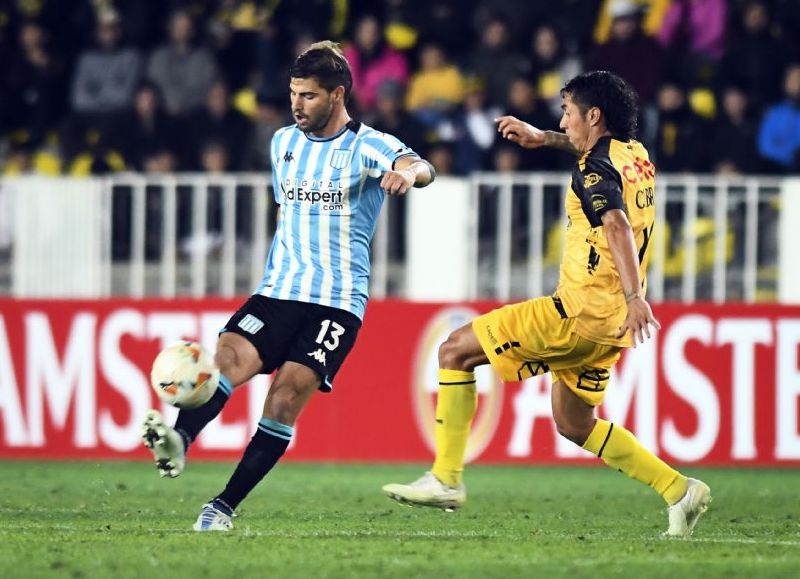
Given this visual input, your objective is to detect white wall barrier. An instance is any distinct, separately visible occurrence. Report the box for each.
[0,173,788,302]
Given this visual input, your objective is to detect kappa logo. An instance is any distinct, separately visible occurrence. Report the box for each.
[330,149,351,169]
[283,151,294,163]
[307,348,327,366]
[237,314,264,334]
[584,172,603,188]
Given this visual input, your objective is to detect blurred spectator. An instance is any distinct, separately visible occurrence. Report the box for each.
[438,78,500,174]
[710,84,760,174]
[4,21,67,146]
[757,63,800,173]
[201,141,230,173]
[657,0,727,84]
[344,15,409,114]
[110,82,181,171]
[184,80,252,170]
[143,148,178,173]
[369,80,430,158]
[61,8,145,165]
[473,0,596,55]
[405,43,465,127]
[468,15,527,109]
[244,90,290,172]
[492,144,522,172]
[526,24,582,120]
[70,9,142,115]
[653,80,708,171]
[1,139,60,175]
[719,1,786,110]
[384,0,475,56]
[427,142,455,175]
[593,0,671,44]
[209,0,273,91]
[147,10,220,116]
[587,1,663,104]
[494,77,564,171]
[106,0,169,51]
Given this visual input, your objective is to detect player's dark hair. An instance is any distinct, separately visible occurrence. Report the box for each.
[561,71,639,140]
[289,41,353,102]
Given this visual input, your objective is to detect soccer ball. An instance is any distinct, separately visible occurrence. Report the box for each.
[150,341,219,409]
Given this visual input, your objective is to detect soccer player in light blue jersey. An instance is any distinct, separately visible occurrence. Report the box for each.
[141,40,436,531]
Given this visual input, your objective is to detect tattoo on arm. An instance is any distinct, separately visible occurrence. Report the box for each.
[544,131,579,155]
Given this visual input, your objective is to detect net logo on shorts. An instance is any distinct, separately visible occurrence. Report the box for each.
[237,314,264,334]
[412,307,503,463]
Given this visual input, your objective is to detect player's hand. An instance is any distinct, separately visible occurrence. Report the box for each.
[380,168,415,196]
[616,296,661,347]
[495,116,546,149]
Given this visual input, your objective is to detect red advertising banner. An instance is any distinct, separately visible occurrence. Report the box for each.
[0,299,799,465]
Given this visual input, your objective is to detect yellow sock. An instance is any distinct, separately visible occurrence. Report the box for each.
[583,418,688,505]
[431,369,477,487]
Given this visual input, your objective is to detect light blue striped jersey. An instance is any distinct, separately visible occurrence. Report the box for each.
[257,120,415,319]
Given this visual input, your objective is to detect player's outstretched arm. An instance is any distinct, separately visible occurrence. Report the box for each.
[602,209,661,346]
[495,116,579,155]
[381,156,436,196]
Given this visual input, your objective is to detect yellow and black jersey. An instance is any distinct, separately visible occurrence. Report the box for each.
[555,135,656,347]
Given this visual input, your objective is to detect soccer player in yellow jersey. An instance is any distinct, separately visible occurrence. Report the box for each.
[383,71,711,537]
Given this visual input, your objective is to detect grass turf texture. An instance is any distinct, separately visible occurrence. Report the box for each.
[1,462,798,578]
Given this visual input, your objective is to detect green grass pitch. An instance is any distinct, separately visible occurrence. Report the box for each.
[1,462,798,578]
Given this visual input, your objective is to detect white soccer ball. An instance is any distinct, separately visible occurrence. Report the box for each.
[150,341,219,409]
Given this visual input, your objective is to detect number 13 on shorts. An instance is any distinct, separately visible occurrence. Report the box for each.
[315,319,345,350]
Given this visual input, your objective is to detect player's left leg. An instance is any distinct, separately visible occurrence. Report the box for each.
[551,378,711,537]
[194,361,319,531]
[194,303,362,531]
[382,323,487,509]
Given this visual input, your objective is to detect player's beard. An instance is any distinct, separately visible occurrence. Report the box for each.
[301,101,335,134]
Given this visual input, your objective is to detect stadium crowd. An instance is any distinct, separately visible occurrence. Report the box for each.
[0,0,799,177]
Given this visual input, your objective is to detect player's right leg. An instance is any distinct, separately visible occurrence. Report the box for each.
[141,332,262,478]
[382,322,487,510]
[551,375,712,537]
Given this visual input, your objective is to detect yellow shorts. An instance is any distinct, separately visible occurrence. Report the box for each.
[472,296,622,406]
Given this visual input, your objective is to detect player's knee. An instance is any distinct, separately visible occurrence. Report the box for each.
[553,414,593,446]
[214,345,238,377]
[265,386,303,425]
[438,335,470,371]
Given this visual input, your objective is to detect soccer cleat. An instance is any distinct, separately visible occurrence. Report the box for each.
[193,501,234,532]
[141,410,185,478]
[382,471,466,511]
[664,478,712,537]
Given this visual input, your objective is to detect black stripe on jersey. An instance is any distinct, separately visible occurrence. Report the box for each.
[439,380,477,385]
[552,296,568,319]
[597,422,614,458]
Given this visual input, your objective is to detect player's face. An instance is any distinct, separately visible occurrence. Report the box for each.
[559,93,591,153]
[290,77,335,134]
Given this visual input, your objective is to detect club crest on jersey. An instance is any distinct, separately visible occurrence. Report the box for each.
[330,149,351,169]
[584,172,603,188]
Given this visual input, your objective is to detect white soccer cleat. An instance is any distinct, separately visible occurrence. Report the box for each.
[193,502,234,532]
[141,410,185,478]
[382,471,466,511]
[665,478,712,537]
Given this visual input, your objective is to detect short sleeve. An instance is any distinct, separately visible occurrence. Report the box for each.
[577,159,624,226]
[361,131,416,173]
